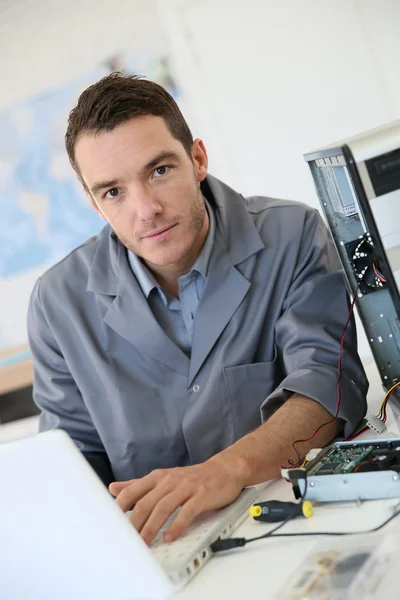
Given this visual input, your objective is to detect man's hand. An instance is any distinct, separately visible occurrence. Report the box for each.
[109,395,342,546]
[109,455,246,546]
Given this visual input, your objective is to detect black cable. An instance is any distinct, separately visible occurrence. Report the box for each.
[244,514,297,543]
[285,467,307,501]
[211,507,400,553]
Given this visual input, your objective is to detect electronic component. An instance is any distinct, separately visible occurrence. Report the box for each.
[307,445,375,477]
[365,414,387,435]
[277,533,395,599]
[287,437,400,502]
[305,448,323,462]
[345,233,386,295]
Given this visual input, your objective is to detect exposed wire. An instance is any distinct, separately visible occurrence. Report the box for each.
[378,381,400,422]
[280,253,392,457]
[345,377,400,442]
[281,286,358,469]
[372,260,386,283]
[352,460,370,473]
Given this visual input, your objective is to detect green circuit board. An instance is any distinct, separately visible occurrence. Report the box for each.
[307,445,375,476]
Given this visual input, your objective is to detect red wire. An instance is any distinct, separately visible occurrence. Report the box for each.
[282,286,359,468]
[348,367,399,440]
[346,426,369,441]
[378,385,398,423]
[373,263,386,283]
[383,389,394,423]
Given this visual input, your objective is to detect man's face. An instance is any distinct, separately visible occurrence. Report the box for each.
[75,115,208,271]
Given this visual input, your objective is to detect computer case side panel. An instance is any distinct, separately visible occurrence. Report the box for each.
[305,145,400,396]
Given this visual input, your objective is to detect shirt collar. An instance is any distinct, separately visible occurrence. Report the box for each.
[128,250,159,299]
[127,197,215,299]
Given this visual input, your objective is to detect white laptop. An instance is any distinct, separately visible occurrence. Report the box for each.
[0,430,258,600]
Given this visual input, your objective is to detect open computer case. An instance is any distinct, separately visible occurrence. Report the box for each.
[304,120,400,401]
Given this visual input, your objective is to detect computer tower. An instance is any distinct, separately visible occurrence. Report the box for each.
[304,120,400,400]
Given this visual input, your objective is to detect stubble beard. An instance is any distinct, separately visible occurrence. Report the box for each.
[117,190,206,268]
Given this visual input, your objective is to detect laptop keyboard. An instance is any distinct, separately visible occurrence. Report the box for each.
[150,509,228,570]
[126,487,258,584]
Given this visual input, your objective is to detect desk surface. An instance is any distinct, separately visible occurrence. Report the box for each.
[0,344,33,396]
[178,360,400,599]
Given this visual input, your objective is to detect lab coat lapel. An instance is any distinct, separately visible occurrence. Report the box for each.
[104,284,189,376]
[188,243,251,386]
[88,226,189,375]
[188,175,265,387]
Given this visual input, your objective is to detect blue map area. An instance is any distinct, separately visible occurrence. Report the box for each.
[0,70,106,279]
[0,57,180,281]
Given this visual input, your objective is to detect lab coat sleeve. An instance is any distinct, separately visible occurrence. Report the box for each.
[27,279,114,487]
[260,208,368,439]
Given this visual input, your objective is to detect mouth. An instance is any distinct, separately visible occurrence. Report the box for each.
[142,224,177,241]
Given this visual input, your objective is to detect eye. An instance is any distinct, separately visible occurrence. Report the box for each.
[153,165,171,178]
[104,187,120,199]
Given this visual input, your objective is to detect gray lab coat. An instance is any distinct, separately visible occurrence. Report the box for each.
[28,175,368,486]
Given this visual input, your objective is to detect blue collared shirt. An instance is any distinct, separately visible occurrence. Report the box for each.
[128,199,216,356]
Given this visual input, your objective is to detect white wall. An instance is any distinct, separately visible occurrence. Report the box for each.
[0,0,169,350]
[158,0,400,361]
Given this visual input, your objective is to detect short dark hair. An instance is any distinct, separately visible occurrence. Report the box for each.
[65,72,194,182]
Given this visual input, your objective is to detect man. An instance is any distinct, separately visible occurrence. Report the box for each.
[28,73,368,546]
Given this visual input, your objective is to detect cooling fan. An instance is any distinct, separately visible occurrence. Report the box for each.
[345,233,386,295]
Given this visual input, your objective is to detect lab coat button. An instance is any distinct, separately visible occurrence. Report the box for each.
[192,385,200,392]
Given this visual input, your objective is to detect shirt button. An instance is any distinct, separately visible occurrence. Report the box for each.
[193,384,200,392]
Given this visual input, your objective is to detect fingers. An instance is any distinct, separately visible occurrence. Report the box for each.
[113,473,159,512]
[163,496,206,543]
[138,488,191,545]
[128,483,182,532]
[109,479,134,496]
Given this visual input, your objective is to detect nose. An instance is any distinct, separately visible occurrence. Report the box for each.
[134,187,162,222]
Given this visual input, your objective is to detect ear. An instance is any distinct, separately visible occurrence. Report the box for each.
[84,188,107,221]
[192,139,208,183]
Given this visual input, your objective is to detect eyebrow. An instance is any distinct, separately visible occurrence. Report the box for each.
[89,151,181,197]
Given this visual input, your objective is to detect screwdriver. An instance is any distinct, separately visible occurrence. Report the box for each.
[249,500,313,523]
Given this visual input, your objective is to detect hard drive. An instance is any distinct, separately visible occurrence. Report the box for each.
[288,437,400,502]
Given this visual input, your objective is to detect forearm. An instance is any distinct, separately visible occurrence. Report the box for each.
[209,394,343,487]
